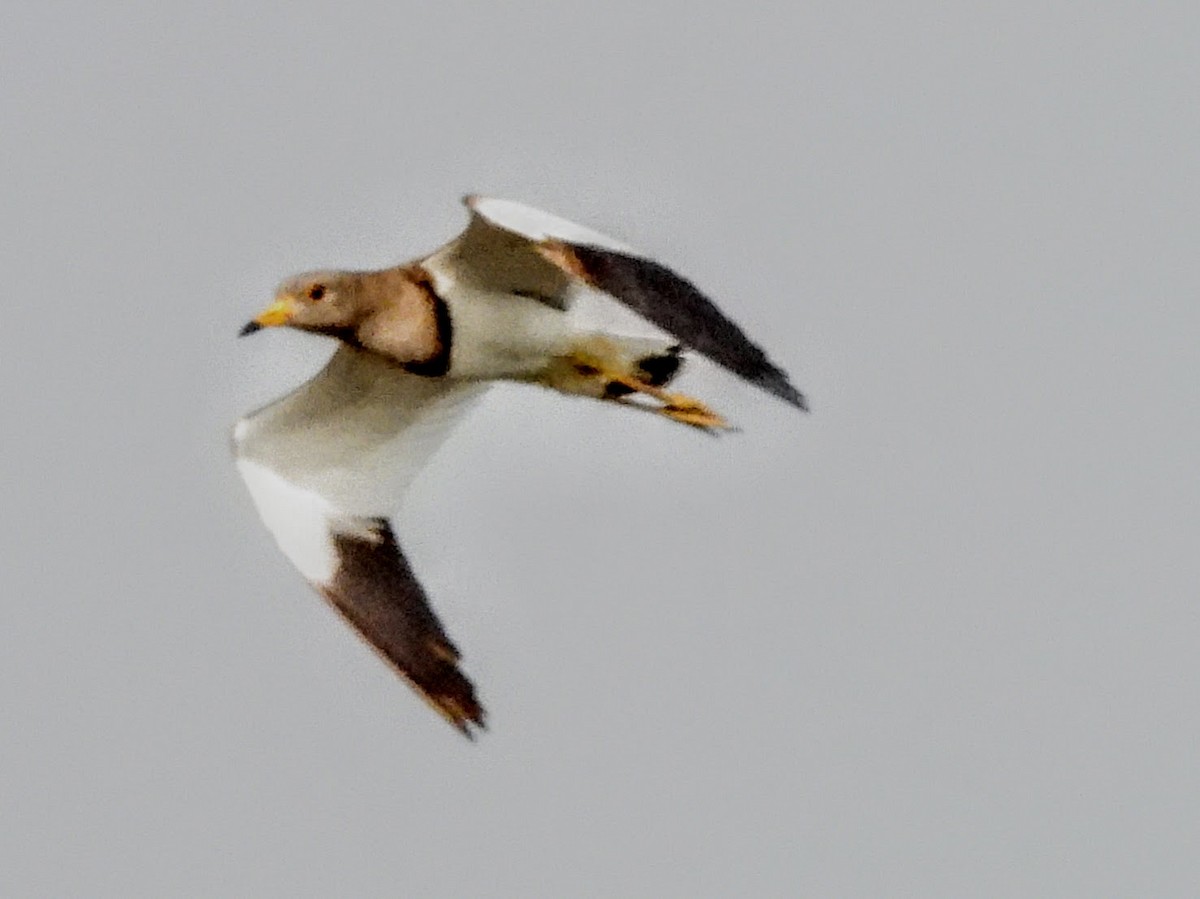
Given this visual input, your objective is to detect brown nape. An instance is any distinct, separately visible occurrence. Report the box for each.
[352,264,452,377]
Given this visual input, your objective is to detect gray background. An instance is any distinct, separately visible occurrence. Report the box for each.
[2,2,1197,896]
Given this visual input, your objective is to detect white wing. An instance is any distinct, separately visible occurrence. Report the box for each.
[234,346,489,735]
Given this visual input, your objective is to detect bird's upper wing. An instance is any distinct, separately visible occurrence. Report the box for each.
[423,195,806,410]
[234,346,489,736]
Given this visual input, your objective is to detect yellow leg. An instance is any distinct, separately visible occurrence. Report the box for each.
[606,375,732,431]
[539,340,734,432]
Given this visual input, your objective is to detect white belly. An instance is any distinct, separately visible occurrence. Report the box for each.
[438,280,576,380]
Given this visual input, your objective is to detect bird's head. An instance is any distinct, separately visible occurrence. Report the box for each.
[240,271,362,338]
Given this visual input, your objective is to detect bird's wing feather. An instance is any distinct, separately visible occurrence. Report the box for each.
[427,195,806,410]
[234,346,489,735]
[423,205,577,309]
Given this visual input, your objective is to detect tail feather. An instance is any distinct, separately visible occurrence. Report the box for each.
[636,344,683,387]
[540,333,683,400]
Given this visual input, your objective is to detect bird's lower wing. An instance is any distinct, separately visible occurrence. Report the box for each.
[234,347,489,736]
[321,518,484,736]
[437,195,806,410]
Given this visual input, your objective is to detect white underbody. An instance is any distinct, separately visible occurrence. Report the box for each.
[432,273,577,380]
[234,348,490,583]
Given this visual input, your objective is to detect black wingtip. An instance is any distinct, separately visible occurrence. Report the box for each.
[239,320,263,337]
[756,370,809,413]
[783,386,810,413]
[456,715,488,741]
[563,245,809,414]
[322,524,488,739]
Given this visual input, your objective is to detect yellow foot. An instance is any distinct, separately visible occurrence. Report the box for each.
[541,342,735,432]
[608,377,733,432]
[660,395,730,430]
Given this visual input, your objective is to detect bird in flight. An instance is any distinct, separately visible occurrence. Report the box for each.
[234,196,805,737]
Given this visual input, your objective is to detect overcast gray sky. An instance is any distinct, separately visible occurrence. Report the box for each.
[3,2,1197,896]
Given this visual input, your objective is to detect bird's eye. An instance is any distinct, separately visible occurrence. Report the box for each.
[308,284,326,301]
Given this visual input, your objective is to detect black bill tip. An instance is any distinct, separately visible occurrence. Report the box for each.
[238,320,263,337]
